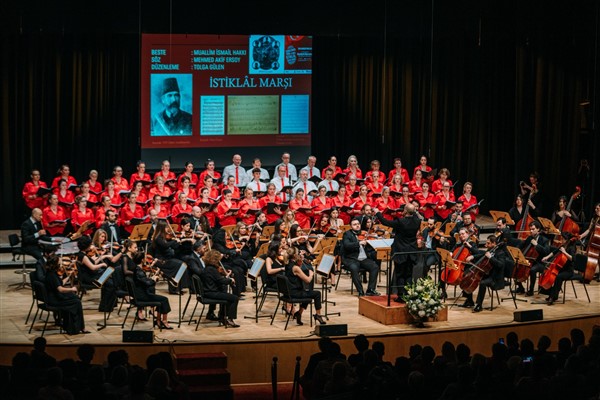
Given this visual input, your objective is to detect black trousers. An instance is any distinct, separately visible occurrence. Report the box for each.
[342,257,379,295]
[290,289,322,310]
[204,291,239,319]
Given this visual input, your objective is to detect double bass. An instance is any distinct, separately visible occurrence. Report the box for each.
[460,242,504,294]
[584,221,600,282]
[553,187,581,246]
[516,191,536,240]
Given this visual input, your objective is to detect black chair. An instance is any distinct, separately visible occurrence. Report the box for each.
[122,278,161,331]
[8,234,32,290]
[257,267,279,313]
[187,275,228,331]
[270,275,313,330]
[562,255,591,304]
[25,271,39,324]
[28,281,63,337]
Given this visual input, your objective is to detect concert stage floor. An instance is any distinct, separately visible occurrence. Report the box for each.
[1,265,599,384]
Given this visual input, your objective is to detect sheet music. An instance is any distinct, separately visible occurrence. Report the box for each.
[281,94,309,134]
[248,257,265,280]
[200,95,225,135]
[316,254,335,276]
[227,95,279,134]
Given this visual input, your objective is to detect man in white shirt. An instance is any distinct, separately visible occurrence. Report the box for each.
[271,165,293,202]
[293,169,318,201]
[222,154,248,187]
[318,168,340,193]
[246,168,267,197]
[300,155,320,179]
[245,157,270,181]
[274,152,297,182]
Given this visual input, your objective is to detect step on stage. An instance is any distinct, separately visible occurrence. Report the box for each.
[0,265,598,385]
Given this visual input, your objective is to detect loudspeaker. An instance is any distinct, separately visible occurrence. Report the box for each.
[514,309,543,322]
[315,324,348,337]
[122,330,154,343]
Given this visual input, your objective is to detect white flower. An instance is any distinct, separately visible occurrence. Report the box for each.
[418,310,426,317]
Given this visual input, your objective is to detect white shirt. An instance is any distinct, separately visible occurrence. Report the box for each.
[318,179,339,192]
[222,164,248,187]
[300,165,321,179]
[246,167,270,181]
[271,176,293,201]
[274,162,298,182]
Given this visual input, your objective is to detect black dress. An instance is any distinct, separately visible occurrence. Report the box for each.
[76,251,117,312]
[44,270,85,334]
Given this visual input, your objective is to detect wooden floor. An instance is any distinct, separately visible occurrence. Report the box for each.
[1,219,599,384]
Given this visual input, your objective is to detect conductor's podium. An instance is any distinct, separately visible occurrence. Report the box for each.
[358,295,448,325]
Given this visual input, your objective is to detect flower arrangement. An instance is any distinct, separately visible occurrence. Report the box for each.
[402,277,443,324]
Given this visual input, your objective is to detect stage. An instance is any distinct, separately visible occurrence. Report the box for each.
[1,263,599,384]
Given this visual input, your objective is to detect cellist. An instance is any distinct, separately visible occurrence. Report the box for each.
[517,220,551,296]
[446,227,478,308]
[463,235,507,313]
[541,233,578,305]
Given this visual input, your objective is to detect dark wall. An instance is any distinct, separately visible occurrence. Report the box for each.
[2,0,599,229]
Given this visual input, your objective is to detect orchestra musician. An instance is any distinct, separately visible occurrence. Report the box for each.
[99,209,121,244]
[374,203,420,301]
[211,226,247,296]
[328,208,344,235]
[518,220,551,296]
[341,217,380,297]
[579,202,600,242]
[449,228,479,308]
[264,240,286,291]
[22,169,49,210]
[541,233,578,305]
[44,255,88,335]
[550,196,579,227]
[86,169,104,195]
[22,208,52,261]
[508,194,526,225]
[285,247,326,325]
[520,171,544,217]
[174,218,196,259]
[387,158,410,186]
[300,155,320,179]
[110,165,129,193]
[288,224,323,264]
[120,192,145,236]
[76,235,117,312]
[200,250,240,328]
[150,220,188,295]
[71,196,95,236]
[464,235,507,313]
[189,206,212,239]
[51,164,77,189]
[222,154,247,187]
[246,157,270,181]
[91,228,125,267]
[185,239,220,321]
[121,239,173,328]
[177,161,199,190]
[154,160,177,190]
[274,152,298,182]
[198,158,222,187]
[343,155,363,180]
[42,194,69,237]
[365,160,385,184]
[129,161,152,192]
[418,218,448,294]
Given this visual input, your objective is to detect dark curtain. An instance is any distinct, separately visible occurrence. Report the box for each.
[2,0,598,229]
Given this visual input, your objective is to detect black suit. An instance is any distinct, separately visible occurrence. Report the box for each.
[100,222,122,244]
[341,230,379,295]
[519,234,551,293]
[185,252,217,314]
[376,212,421,296]
[21,217,48,260]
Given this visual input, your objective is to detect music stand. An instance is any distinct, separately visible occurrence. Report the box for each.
[130,223,152,242]
[244,258,271,323]
[168,262,188,328]
[503,246,529,306]
[444,222,457,237]
[316,254,339,319]
[93,267,120,330]
[367,239,393,305]
[489,210,515,225]
[537,217,561,236]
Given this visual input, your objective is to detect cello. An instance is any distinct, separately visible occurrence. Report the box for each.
[460,242,504,294]
[441,237,472,285]
[553,187,581,246]
[538,236,577,290]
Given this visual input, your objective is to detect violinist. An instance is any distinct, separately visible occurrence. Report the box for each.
[343,155,363,180]
[239,187,262,226]
[374,203,420,300]
[42,194,69,236]
[175,218,196,259]
[414,182,436,220]
[196,187,217,228]
[387,158,410,186]
[231,222,256,266]
[328,208,345,234]
[122,239,173,328]
[312,214,332,237]
[22,169,49,210]
[201,250,240,328]
[129,161,152,192]
[171,192,193,225]
[44,255,88,335]
[541,233,578,305]
[281,209,297,238]
[431,168,453,195]
[264,240,286,291]
[285,247,326,326]
[464,235,507,313]
[198,159,222,188]
[258,183,283,225]
[110,165,130,193]
[87,169,104,196]
[517,220,551,296]
[289,224,323,264]
[210,226,247,296]
[76,235,117,312]
[151,220,187,295]
[120,192,145,236]
[450,212,479,243]
[184,240,218,322]
[71,196,95,236]
[341,217,381,297]
[289,188,313,230]
[216,189,238,227]
[458,182,479,222]
[177,161,199,190]
[91,228,124,265]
